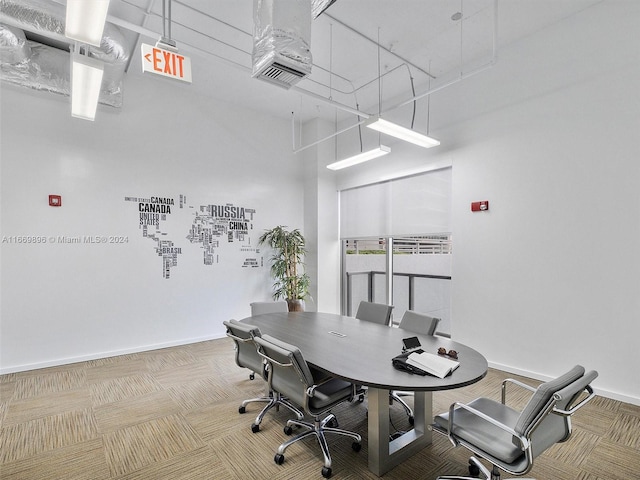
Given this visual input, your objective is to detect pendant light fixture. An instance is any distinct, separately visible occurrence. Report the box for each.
[326,145,391,170]
[70,48,104,121]
[365,115,440,148]
[65,0,111,47]
[327,26,393,170]
[66,0,110,121]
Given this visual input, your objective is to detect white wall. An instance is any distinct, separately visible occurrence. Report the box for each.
[331,1,640,404]
[302,119,341,314]
[0,73,304,372]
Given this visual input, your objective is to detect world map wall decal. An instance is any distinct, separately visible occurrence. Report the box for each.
[125,195,259,279]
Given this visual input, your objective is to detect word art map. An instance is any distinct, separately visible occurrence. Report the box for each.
[125,195,259,279]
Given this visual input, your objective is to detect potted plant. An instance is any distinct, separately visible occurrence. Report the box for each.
[258,225,310,312]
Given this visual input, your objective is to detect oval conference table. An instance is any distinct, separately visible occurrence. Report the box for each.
[240,311,488,476]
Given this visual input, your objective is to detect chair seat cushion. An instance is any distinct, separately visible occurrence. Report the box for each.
[434,397,524,464]
[308,378,353,412]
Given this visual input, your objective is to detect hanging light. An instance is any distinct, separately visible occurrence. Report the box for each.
[365,116,440,148]
[71,51,104,121]
[65,0,111,47]
[326,145,391,170]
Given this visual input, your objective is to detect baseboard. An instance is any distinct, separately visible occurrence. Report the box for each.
[489,361,640,407]
[0,333,228,375]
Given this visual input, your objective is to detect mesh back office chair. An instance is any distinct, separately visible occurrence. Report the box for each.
[223,319,303,433]
[250,301,289,315]
[254,334,362,479]
[392,310,442,424]
[432,365,598,480]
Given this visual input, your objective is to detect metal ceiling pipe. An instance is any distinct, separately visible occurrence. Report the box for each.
[0,0,130,108]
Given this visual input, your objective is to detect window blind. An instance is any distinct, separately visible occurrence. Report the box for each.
[339,167,452,239]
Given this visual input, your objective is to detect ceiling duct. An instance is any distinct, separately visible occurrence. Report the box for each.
[311,0,338,19]
[251,0,312,89]
[0,0,130,108]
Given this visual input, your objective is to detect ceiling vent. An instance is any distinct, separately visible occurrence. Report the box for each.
[251,0,312,89]
[253,56,307,89]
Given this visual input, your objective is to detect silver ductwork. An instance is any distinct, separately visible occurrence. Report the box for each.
[311,0,338,19]
[0,0,130,108]
[252,0,312,89]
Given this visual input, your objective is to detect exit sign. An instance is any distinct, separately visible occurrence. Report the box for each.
[141,43,192,83]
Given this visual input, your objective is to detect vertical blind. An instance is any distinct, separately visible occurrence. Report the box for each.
[339,167,452,239]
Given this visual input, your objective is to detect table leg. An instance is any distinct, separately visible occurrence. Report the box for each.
[367,388,433,476]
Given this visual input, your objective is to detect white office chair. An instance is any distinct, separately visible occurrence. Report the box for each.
[250,301,289,315]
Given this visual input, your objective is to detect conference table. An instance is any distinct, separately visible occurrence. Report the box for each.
[240,311,488,476]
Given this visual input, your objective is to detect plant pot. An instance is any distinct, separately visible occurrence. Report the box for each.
[287,299,305,312]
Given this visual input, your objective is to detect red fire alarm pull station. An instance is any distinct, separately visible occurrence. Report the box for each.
[49,195,62,207]
[471,200,489,212]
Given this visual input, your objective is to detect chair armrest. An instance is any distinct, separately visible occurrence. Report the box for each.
[448,401,520,438]
[553,384,596,416]
[501,378,536,404]
[306,376,335,397]
[306,378,358,401]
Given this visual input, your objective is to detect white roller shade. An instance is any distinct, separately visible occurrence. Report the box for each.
[340,167,452,239]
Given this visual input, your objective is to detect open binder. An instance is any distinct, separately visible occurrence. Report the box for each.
[406,351,459,378]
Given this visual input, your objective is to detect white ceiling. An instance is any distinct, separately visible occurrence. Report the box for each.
[106,0,604,124]
[60,0,604,125]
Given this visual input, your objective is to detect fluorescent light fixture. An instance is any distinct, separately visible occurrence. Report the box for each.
[365,115,440,148]
[65,0,111,46]
[326,145,391,170]
[71,52,104,121]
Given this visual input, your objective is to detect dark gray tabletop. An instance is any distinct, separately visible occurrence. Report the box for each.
[240,311,488,392]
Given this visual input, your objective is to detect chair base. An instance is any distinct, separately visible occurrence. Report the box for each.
[390,390,414,424]
[275,413,362,474]
[436,456,536,480]
[239,391,303,432]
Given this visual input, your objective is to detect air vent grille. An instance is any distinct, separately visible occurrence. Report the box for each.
[255,61,307,89]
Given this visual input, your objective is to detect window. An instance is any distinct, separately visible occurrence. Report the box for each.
[340,168,452,334]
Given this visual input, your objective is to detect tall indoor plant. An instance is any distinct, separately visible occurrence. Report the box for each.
[258,225,310,312]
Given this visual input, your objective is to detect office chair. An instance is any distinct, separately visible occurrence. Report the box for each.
[432,365,598,480]
[398,310,441,336]
[223,319,303,433]
[391,311,442,425]
[250,300,289,315]
[353,301,394,403]
[254,334,362,479]
[355,300,394,325]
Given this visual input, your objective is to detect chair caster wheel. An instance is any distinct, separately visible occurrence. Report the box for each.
[284,425,293,435]
[238,406,246,414]
[352,442,362,452]
[251,423,260,433]
[321,466,332,478]
[358,394,365,403]
[249,373,255,380]
[469,461,480,477]
[408,415,414,426]
[274,453,284,465]
[327,417,339,428]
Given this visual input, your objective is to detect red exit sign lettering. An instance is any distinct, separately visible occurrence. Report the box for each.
[141,43,192,83]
